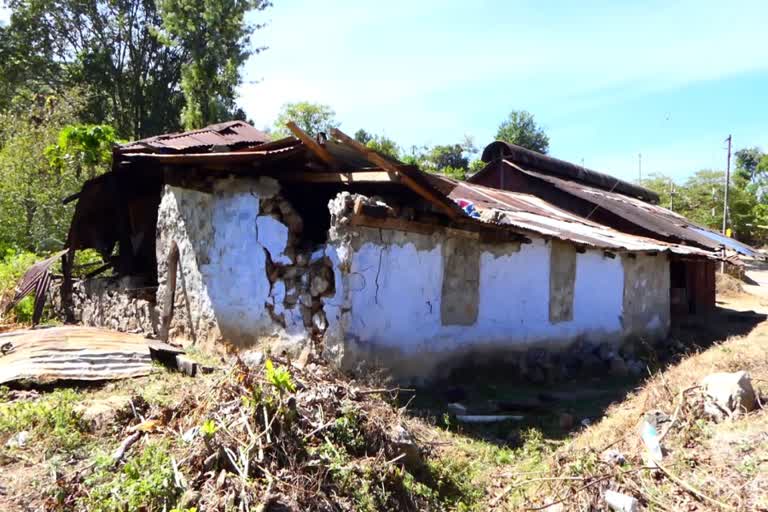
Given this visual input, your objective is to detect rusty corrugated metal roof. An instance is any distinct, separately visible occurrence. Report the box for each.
[120,120,270,154]
[425,174,715,256]
[0,326,181,384]
[511,164,725,251]
[478,141,660,203]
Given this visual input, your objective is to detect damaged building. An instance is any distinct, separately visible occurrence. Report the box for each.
[469,141,759,316]
[55,121,729,382]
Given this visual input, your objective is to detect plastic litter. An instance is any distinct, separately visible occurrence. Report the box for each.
[641,420,663,463]
[604,490,639,512]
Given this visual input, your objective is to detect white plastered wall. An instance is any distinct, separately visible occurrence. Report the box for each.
[323,229,668,381]
[155,177,308,348]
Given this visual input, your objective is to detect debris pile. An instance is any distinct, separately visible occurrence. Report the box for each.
[53,354,458,511]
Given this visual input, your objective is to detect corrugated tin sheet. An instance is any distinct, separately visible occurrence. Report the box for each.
[428,175,714,256]
[479,141,660,203]
[0,326,181,384]
[120,121,270,154]
[690,228,759,257]
[508,163,730,252]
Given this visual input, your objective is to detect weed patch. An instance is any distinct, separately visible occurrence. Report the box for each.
[78,441,182,511]
[0,388,87,453]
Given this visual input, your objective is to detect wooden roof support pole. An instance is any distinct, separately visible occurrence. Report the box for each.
[330,128,461,219]
[286,121,337,169]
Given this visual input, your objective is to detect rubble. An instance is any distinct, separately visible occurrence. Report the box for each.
[55,355,447,511]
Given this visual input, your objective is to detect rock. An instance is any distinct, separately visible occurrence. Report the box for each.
[600,448,626,466]
[701,371,756,416]
[310,275,330,297]
[5,431,29,448]
[241,350,264,368]
[388,424,422,470]
[299,292,313,308]
[74,396,133,432]
[608,357,628,378]
[312,312,327,332]
[558,412,575,430]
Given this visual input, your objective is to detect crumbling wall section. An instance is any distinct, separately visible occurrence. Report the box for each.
[155,177,334,351]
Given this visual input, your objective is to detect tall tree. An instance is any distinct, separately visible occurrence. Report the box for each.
[1,0,187,138]
[273,102,339,138]
[496,110,550,154]
[158,0,268,130]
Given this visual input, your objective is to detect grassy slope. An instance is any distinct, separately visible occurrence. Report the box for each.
[426,302,768,510]
[1,292,767,511]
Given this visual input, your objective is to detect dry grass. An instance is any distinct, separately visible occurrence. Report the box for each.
[717,273,745,296]
[496,325,768,511]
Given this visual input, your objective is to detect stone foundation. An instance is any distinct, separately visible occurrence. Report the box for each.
[49,276,158,336]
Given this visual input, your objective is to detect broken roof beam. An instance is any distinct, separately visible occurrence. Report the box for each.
[330,128,462,219]
[286,121,337,169]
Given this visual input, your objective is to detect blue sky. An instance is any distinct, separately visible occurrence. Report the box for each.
[238,0,768,183]
[3,2,767,183]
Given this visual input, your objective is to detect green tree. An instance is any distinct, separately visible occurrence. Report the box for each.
[45,124,119,180]
[1,0,187,138]
[734,147,763,182]
[496,110,550,154]
[158,0,269,130]
[0,94,106,253]
[273,102,339,138]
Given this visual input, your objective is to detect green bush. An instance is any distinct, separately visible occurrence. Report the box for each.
[0,249,41,322]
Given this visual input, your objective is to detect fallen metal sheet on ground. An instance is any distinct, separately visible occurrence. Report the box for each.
[0,326,184,385]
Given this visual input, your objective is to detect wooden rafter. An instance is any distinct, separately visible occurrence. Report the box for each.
[330,128,462,219]
[286,121,337,168]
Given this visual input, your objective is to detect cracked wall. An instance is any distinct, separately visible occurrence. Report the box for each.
[321,193,665,382]
[156,177,333,351]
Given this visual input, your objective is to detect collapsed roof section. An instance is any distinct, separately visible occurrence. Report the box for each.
[65,122,721,277]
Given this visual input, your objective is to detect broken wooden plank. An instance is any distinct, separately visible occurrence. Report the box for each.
[286,121,337,168]
[330,128,462,219]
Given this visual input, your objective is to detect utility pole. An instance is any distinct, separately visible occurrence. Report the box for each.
[721,135,732,274]
[722,135,732,235]
[638,153,642,184]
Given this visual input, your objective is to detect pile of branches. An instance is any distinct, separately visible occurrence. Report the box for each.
[65,354,449,511]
